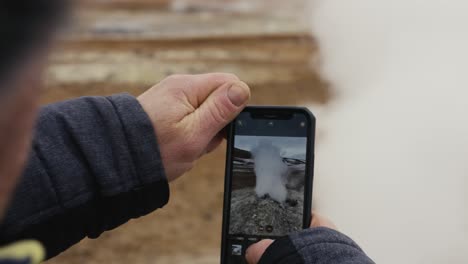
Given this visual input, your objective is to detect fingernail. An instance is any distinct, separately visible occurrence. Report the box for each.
[245,246,252,257]
[228,82,250,106]
[245,248,253,264]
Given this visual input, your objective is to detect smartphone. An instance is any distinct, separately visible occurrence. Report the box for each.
[220,106,315,264]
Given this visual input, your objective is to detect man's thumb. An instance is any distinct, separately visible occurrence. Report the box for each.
[227,81,250,107]
[195,81,250,137]
[245,239,274,264]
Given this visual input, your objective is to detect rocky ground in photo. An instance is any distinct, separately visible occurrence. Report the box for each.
[229,187,303,236]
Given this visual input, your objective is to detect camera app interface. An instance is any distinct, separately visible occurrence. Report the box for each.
[226,112,308,263]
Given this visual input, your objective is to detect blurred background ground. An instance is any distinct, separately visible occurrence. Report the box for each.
[44,0,328,263]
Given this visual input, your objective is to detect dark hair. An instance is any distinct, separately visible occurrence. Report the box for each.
[0,0,68,85]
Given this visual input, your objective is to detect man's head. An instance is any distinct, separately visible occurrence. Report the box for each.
[0,0,66,219]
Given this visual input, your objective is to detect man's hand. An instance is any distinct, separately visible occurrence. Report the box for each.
[137,73,250,182]
[245,212,337,264]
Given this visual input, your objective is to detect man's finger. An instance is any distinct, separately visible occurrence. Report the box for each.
[182,73,240,108]
[192,80,250,140]
[310,211,337,229]
[245,239,274,264]
[205,134,224,154]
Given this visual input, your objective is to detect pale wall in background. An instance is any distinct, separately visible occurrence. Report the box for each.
[309,1,468,263]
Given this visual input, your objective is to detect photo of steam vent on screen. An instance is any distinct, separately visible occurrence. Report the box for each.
[228,111,308,238]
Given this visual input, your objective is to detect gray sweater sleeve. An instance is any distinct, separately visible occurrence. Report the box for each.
[258,227,374,264]
[0,94,169,258]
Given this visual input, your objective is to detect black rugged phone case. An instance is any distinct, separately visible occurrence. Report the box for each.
[220,106,316,264]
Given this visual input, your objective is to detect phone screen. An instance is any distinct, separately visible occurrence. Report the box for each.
[223,109,313,264]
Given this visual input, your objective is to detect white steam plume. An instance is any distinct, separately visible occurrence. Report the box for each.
[252,139,288,203]
[309,1,468,263]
